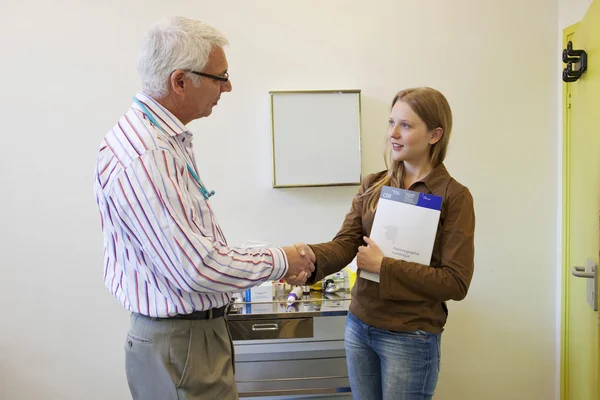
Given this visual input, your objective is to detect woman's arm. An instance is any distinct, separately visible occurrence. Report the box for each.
[305,174,379,283]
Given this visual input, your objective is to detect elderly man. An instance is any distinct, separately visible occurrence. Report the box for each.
[93,16,314,400]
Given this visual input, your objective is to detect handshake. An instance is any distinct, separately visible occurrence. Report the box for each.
[282,243,316,286]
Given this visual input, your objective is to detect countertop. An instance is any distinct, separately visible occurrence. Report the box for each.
[227,290,352,321]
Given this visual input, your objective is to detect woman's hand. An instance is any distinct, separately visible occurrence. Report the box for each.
[356,236,384,274]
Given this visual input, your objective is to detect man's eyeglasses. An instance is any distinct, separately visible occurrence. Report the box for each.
[186,70,229,83]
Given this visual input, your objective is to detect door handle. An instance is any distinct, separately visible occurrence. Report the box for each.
[572,265,595,278]
[570,258,598,311]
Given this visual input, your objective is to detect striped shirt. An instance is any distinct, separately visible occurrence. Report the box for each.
[93,92,288,317]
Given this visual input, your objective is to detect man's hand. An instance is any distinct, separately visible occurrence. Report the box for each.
[294,242,316,263]
[356,236,384,273]
[282,245,315,286]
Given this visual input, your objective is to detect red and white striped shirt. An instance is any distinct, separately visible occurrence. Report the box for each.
[94,92,288,317]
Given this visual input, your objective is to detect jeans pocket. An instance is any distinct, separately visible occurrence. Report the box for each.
[383,329,428,341]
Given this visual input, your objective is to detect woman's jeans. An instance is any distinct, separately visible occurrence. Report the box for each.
[345,312,441,400]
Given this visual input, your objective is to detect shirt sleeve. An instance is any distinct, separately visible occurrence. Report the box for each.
[379,187,475,302]
[107,149,288,294]
[308,176,373,282]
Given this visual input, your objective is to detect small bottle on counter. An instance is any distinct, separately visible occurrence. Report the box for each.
[274,279,285,298]
[286,286,303,306]
[301,286,312,311]
[342,268,349,291]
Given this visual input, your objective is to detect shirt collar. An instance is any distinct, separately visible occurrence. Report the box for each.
[132,92,188,137]
[415,163,452,196]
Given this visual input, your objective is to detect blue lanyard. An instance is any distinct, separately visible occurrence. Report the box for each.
[132,97,215,200]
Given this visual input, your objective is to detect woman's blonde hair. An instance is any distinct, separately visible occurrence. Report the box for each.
[364,87,453,211]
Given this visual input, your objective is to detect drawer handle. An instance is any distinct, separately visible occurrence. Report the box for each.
[251,323,279,331]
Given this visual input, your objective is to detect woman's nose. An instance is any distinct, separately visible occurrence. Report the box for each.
[388,126,400,138]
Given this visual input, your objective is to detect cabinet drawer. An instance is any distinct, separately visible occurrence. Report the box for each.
[229,317,313,340]
[236,357,348,381]
[237,376,351,398]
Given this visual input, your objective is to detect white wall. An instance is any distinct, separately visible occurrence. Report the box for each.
[0,1,560,399]
[559,0,593,26]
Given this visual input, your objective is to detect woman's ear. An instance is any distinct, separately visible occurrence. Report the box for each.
[429,127,443,145]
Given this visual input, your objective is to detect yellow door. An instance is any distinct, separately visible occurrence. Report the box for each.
[562,2,600,399]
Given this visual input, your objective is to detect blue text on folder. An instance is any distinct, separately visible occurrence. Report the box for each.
[379,186,443,211]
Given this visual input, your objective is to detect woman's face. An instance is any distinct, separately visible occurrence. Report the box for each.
[387,100,440,164]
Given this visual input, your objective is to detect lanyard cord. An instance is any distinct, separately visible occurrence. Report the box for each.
[132,97,215,199]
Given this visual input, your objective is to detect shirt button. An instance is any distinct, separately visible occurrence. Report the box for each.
[128,341,133,348]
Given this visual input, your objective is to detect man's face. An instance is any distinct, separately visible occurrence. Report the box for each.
[187,46,232,119]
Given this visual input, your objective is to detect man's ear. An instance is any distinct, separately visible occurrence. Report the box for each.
[429,127,443,145]
[169,70,187,96]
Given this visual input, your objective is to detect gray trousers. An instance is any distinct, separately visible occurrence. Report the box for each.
[125,312,238,400]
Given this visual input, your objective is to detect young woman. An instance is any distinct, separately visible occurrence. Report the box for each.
[295,87,475,400]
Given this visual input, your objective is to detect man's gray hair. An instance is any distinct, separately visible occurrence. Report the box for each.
[137,16,229,98]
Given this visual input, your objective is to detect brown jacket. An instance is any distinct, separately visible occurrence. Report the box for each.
[309,164,475,333]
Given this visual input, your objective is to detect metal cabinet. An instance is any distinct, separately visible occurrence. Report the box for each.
[229,297,351,399]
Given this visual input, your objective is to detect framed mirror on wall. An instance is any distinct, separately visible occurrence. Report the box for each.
[270,90,362,188]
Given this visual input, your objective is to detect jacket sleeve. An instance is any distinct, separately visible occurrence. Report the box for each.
[308,175,378,282]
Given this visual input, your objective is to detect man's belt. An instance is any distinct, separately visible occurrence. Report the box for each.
[166,304,230,320]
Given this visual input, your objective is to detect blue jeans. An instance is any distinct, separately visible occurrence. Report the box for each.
[345,312,441,400]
